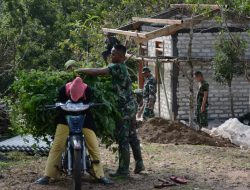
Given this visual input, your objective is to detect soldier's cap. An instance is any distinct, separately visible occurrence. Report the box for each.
[142,67,151,73]
[65,60,78,70]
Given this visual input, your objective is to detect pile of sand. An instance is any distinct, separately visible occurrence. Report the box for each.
[138,118,234,147]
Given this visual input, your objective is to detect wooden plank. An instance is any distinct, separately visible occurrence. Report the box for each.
[144,24,185,40]
[142,8,220,41]
[102,28,147,38]
[103,6,220,43]
[118,7,182,31]
[132,17,183,25]
[119,7,180,31]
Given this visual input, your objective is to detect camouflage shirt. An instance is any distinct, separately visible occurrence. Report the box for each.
[108,63,137,120]
[143,74,157,103]
[197,80,209,106]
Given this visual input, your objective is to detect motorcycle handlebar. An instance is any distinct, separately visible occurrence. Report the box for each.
[44,102,105,110]
[44,105,56,110]
[89,103,106,107]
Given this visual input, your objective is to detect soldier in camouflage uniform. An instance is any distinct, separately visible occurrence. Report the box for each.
[102,33,121,65]
[195,71,209,130]
[76,44,145,177]
[138,67,157,120]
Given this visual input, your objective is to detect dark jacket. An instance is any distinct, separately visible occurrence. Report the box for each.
[55,85,96,131]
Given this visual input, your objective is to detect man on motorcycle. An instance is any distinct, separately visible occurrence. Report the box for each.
[76,44,145,178]
[35,77,113,185]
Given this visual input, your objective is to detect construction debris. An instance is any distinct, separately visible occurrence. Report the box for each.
[211,118,250,149]
[0,135,51,155]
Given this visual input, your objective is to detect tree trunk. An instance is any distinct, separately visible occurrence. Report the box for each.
[228,80,235,118]
[187,16,195,128]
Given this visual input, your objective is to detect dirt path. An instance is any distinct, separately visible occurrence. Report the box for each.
[0,143,249,190]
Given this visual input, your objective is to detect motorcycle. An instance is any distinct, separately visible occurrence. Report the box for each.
[46,100,103,190]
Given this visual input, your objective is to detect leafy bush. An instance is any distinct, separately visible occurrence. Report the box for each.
[7,70,120,146]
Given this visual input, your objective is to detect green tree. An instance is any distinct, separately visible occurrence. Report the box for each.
[214,34,246,117]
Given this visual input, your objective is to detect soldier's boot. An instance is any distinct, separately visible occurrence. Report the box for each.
[130,140,145,174]
[110,144,130,178]
[134,161,145,174]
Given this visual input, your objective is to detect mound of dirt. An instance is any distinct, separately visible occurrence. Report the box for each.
[138,118,235,147]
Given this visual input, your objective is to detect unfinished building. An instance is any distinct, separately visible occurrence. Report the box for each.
[103,4,250,120]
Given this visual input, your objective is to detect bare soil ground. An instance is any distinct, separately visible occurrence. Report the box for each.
[0,118,249,190]
[0,144,250,190]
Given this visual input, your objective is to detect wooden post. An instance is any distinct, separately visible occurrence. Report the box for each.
[138,43,146,89]
[138,60,144,89]
[156,59,161,117]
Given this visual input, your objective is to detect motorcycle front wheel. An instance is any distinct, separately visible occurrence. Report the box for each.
[72,149,81,190]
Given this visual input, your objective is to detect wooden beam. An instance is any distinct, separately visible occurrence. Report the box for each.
[132,17,183,25]
[126,54,176,62]
[102,7,220,43]
[102,28,147,38]
[144,24,185,40]
[142,8,220,41]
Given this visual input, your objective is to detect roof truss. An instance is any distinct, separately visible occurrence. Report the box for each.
[102,6,220,43]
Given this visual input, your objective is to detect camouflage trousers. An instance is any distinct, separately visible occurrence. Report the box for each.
[196,104,208,129]
[143,107,155,120]
[115,118,144,174]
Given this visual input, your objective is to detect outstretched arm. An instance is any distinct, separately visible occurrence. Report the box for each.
[75,68,110,76]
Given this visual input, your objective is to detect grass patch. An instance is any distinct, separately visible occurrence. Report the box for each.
[0,152,34,172]
[0,161,11,170]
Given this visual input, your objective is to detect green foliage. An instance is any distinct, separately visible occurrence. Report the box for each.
[2,0,249,137]
[213,34,246,84]
[7,70,120,146]
[213,33,247,117]
[217,0,250,16]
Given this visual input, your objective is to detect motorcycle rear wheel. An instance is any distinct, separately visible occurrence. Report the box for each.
[72,149,81,190]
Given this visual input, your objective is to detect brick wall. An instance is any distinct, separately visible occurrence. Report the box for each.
[150,60,250,120]
[145,18,250,120]
[148,36,173,57]
[177,32,250,59]
[177,61,250,120]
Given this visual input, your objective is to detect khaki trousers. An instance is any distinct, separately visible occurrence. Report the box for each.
[44,124,104,179]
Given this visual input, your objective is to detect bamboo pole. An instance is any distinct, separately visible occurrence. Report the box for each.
[158,60,174,122]
[156,59,161,117]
